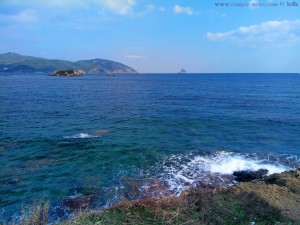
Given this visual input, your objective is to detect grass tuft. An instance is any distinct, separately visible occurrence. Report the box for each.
[11,201,49,225]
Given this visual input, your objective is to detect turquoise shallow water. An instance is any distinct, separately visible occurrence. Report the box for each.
[0,73,300,222]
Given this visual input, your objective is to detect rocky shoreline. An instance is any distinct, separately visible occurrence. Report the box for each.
[232,169,300,221]
[55,169,300,224]
[16,169,300,224]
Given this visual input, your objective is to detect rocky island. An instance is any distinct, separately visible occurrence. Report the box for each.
[50,69,85,76]
[179,68,187,73]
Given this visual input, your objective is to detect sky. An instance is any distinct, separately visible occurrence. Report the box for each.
[0,0,299,73]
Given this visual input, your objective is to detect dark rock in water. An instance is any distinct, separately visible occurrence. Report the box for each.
[61,194,96,212]
[8,178,20,185]
[233,169,268,182]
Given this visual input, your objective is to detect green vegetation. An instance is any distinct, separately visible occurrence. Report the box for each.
[0,52,137,74]
[5,170,300,225]
[5,185,298,225]
[53,70,75,76]
[58,187,292,225]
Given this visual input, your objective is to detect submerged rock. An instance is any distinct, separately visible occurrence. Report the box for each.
[233,169,268,182]
[8,178,20,185]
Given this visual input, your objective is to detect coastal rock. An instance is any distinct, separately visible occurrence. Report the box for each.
[233,169,268,182]
[264,169,300,194]
[233,169,300,221]
[61,194,95,211]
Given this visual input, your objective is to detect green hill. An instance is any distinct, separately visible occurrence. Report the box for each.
[0,52,137,74]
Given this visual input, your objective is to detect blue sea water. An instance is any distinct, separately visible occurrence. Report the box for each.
[0,73,300,222]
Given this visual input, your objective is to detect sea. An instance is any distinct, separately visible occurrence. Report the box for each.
[0,73,300,222]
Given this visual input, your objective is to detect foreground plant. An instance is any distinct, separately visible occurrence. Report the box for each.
[59,185,293,225]
[11,201,49,225]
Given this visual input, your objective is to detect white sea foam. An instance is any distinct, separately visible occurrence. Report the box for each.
[159,151,298,195]
[63,133,98,139]
[192,152,289,175]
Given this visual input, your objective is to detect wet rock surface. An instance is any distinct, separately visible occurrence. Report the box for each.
[233,169,268,182]
[61,194,96,212]
[233,169,300,221]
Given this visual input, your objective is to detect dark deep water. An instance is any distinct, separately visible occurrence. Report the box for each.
[1,73,300,222]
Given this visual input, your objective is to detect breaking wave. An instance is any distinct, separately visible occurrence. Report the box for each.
[63,133,99,139]
[157,151,299,195]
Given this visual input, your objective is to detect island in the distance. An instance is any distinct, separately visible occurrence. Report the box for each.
[50,69,85,76]
[179,69,187,73]
[0,52,137,74]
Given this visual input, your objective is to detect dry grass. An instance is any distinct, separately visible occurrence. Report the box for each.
[7,182,297,225]
[60,184,291,225]
[61,196,193,225]
[10,201,49,225]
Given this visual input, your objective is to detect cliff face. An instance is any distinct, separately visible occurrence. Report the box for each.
[0,52,138,74]
[233,169,300,221]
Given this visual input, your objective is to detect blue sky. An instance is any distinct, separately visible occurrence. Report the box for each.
[0,0,299,73]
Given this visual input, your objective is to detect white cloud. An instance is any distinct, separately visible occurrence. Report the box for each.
[1,1,153,17]
[96,0,155,16]
[207,31,232,41]
[4,0,138,15]
[124,54,145,59]
[97,0,136,15]
[136,4,155,16]
[0,9,38,24]
[13,9,38,23]
[173,5,193,15]
[207,19,300,48]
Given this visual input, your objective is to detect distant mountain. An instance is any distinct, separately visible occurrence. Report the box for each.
[0,52,137,74]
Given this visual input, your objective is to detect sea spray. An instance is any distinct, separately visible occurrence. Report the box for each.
[158,151,299,195]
